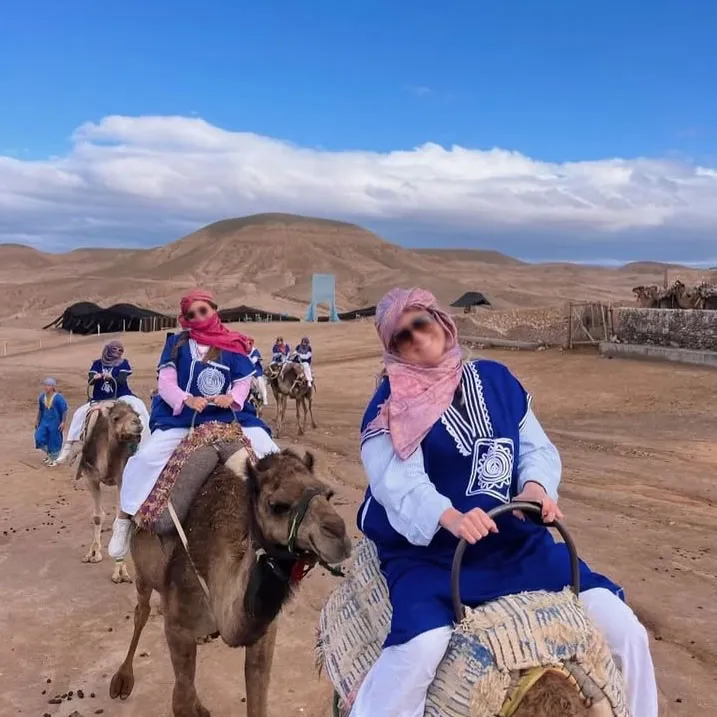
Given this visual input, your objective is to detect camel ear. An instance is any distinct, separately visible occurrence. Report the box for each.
[303,451,315,472]
[244,459,260,494]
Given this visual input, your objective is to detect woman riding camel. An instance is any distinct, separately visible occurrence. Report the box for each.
[108,289,279,559]
[57,339,150,464]
[292,336,313,386]
[350,288,658,717]
[271,336,290,364]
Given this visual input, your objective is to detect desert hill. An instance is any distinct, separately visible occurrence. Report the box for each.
[0,212,714,325]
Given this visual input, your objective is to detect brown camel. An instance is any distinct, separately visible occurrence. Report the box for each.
[75,400,142,583]
[266,362,316,437]
[631,285,660,307]
[110,447,351,717]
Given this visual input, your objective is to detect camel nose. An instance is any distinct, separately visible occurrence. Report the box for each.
[320,513,347,540]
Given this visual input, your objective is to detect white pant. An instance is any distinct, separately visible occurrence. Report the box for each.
[252,375,269,405]
[120,424,279,515]
[67,396,151,445]
[349,588,658,717]
[300,362,313,385]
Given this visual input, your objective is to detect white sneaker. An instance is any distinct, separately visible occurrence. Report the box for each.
[56,442,78,465]
[42,456,51,464]
[108,518,133,559]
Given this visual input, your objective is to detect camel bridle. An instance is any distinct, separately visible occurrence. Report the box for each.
[250,484,342,584]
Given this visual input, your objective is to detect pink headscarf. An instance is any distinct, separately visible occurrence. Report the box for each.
[366,288,463,459]
[179,289,252,355]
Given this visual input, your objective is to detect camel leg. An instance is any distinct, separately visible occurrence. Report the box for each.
[109,577,153,700]
[275,395,286,438]
[244,621,278,717]
[295,397,304,435]
[307,391,317,429]
[82,477,104,563]
[165,613,210,717]
[272,382,281,423]
[111,488,133,584]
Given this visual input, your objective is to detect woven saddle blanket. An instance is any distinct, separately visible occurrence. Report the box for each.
[135,422,255,535]
[316,538,630,717]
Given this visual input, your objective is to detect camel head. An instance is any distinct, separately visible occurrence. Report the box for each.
[84,400,142,447]
[107,401,143,445]
[281,362,309,397]
[265,362,281,381]
[245,449,351,567]
[79,401,143,486]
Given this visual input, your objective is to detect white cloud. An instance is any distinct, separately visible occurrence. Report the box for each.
[1,114,717,256]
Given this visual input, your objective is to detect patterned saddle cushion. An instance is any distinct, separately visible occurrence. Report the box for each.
[316,538,630,717]
[135,422,255,535]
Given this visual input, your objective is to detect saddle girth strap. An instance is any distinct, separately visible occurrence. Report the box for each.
[167,499,213,606]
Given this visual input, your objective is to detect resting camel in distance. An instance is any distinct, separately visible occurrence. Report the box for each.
[265,361,316,437]
[110,447,351,717]
[75,400,142,583]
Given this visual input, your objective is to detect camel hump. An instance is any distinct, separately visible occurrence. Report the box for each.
[317,538,630,717]
[135,422,255,535]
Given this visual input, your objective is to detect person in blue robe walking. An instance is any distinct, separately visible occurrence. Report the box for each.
[349,288,658,717]
[34,377,68,466]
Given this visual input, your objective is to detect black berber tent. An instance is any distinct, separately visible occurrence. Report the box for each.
[43,302,177,334]
[218,305,300,323]
[450,292,491,313]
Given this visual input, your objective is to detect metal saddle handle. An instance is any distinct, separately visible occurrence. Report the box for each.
[451,501,580,622]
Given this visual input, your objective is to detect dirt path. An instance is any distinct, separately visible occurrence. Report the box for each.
[1,323,716,716]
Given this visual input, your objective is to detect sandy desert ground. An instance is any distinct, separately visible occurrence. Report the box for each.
[1,320,717,717]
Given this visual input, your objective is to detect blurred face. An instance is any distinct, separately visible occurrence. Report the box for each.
[185,300,216,322]
[391,309,447,366]
[42,383,55,395]
[276,337,284,345]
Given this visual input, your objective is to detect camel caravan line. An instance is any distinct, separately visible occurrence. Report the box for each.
[68,411,633,716]
[632,279,717,309]
[67,357,630,716]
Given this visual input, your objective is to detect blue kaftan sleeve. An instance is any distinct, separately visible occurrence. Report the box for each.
[229,352,256,384]
[361,433,452,547]
[88,359,102,381]
[115,359,132,385]
[56,394,69,421]
[158,334,178,371]
[359,376,391,445]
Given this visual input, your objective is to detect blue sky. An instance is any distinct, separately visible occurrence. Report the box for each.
[1,0,716,262]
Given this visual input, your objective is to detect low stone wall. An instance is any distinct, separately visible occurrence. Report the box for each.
[614,307,717,352]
